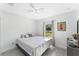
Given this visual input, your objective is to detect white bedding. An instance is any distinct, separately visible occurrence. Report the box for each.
[16,36,51,56]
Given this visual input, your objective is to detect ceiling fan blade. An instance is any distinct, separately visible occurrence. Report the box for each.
[29,3,38,12]
[28,3,44,14]
[7,3,14,7]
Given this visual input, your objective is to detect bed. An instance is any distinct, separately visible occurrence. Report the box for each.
[16,36,52,56]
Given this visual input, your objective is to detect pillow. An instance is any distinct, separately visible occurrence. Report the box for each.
[20,34,29,38]
[72,33,79,40]
[28,34,33,37]
[24,34,29,38]
[72,34,76,39]
[76,33,79,40]
[20,34,24,38]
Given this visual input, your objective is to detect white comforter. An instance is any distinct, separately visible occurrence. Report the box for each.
[16,36,51,56]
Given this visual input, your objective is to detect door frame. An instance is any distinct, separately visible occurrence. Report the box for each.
[77,20,79,33]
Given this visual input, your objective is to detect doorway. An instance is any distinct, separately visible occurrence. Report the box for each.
[43,20,55,46]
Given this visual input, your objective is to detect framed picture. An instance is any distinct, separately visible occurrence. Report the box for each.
[57,22,66,31]
[46,24,52,31]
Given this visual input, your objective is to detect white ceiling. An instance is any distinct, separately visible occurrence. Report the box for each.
[0,3,79,20]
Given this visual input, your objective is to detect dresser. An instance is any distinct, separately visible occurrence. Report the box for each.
[67,36,79,56]
[67,45,79,56]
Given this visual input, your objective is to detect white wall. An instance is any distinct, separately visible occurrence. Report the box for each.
[36,10,78,49]
[35,18,53,36]
[53,11,78,49]
[0,15,1,52]
[35,20,43,36]
[0,10,36,53]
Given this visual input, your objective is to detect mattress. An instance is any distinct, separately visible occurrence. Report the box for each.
[16,36,50,56]
[16,36,46,48]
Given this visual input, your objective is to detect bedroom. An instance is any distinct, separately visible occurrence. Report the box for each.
[0,3,79,56]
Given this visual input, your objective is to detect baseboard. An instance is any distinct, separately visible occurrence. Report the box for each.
[0,46,16,55]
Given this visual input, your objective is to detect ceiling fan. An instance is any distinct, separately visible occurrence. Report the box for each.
[28,3,44,14]
[7,3,44,14]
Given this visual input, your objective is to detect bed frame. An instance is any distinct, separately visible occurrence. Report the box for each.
[16,44,49,56]
[16,44,30,56]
